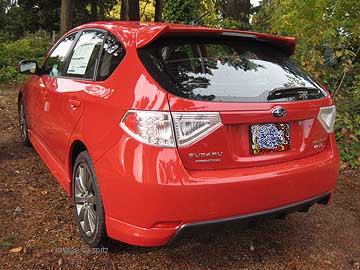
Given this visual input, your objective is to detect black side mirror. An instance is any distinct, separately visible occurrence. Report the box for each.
[18,60,39,75]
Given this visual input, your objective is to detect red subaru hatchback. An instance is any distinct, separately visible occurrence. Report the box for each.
[18,22,339,247]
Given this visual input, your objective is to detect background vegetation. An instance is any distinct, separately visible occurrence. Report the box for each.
[0,0,359,168]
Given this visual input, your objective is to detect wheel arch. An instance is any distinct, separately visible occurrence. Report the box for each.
[69,140,88,179]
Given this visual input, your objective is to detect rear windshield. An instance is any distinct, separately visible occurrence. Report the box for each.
[138,36,327,102]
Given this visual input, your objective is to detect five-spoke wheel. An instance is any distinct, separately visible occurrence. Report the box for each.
[18,97,31,146]
[72,151,107,247]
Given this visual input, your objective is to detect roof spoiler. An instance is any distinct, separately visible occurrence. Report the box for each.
[136,25,296,55]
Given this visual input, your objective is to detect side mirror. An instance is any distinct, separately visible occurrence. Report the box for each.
[18,60,39,75]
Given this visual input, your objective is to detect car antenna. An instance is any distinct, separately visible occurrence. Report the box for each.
[189,11,210,26]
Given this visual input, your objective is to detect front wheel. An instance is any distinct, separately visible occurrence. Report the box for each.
[18,97,31,146]
[72,151,108,247]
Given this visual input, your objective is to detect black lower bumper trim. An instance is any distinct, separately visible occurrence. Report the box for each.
[169,192,331,244]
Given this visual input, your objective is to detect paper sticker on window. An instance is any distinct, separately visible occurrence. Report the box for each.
[67,42,96,75]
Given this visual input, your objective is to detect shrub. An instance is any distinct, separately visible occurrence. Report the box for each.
[0,31,52,83]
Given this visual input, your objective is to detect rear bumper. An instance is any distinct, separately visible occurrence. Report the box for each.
[96,134,339,246]
[169,192,331,244]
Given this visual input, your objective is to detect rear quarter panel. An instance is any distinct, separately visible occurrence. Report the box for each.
[68,45,171,189]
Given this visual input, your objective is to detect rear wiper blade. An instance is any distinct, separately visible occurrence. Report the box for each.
[267,86,321,101]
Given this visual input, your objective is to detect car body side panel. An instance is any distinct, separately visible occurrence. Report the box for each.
[21,76,48,139]
[70,46,170,165]
[39,76,86,166]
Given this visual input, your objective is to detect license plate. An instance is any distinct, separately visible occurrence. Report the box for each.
[250,123,291,155]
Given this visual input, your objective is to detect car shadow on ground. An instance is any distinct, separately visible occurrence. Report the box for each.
[106,213,317,258]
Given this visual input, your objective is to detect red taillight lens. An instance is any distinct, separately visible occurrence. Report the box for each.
[120,110,222,148]
[120,110,175,147]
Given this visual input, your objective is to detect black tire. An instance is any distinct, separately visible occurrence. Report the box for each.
[18,97,32,146]
[72,151,108,248]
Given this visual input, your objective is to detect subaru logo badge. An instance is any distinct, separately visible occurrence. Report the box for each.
[272,107,287,118]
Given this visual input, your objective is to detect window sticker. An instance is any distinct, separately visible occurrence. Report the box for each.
[67,42,96,75]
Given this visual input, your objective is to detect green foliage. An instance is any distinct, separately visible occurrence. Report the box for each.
[163,0,201,24]
[0,0,119,40]
[253,0,360,168]
[0,32,51,83]
[170,0,251,29]
[0,0,61,41]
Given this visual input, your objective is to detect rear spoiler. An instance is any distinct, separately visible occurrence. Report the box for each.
[136,25,296,55]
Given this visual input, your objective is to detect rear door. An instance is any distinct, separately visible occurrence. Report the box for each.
[40,29,105,165]
[139,36,333,170]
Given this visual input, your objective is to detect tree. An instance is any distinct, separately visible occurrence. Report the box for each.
[0,0,61,39]
[74,0,117,24]
[90,0,98,20]
[163,0,252,30]
[120,0,129,20]
[154,0,163,22]
[60,0,74,35]
[120,0,140,21]
[221,0,251,27]
[163,0,201,24]
[128,0,140,20]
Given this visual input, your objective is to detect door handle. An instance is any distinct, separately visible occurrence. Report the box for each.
[69,98,81,108]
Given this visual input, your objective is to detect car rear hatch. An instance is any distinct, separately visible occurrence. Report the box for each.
[137,29,336,170]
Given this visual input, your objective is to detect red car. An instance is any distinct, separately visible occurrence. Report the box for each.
[18,22,339,247]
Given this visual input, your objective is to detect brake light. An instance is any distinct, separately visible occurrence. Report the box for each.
[317,105,336,133]
[120,110,175,147]
[120,110,222,148]
[172,112,222,147]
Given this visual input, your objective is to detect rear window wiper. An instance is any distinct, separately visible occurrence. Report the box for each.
[267,86,324,101]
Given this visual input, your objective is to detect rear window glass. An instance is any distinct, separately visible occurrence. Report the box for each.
[138,37,327,102]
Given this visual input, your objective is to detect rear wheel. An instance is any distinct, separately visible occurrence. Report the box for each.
[72,151,107,247]
[18,97,31,146]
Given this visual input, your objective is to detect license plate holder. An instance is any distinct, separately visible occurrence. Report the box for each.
[250,123,291,155]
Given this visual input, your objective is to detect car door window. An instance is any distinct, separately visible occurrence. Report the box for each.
[97,32,125,81]
[42,33,77,77]
[66,30,105,80]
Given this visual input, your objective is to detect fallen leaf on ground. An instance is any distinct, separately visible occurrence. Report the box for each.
[9,246,23,253]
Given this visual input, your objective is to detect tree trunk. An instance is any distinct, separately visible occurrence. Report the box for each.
[154,0,163,22]
[120,0,129,20]
[128,0,140,21]
[223,0,251,25]
[99,4,105,20]
[60,0,74,35]
[91,0,98,21]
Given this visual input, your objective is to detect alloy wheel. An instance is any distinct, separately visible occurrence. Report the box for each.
[19,101,27,142]
[74,162,98,237]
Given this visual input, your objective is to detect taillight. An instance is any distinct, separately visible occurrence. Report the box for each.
[317,105,336,133]
[172,112,222,147]
[120,110,222,148]
[120,110,175,147]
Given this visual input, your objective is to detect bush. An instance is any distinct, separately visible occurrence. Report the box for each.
[334,72,360,169]
[0,31,52,83]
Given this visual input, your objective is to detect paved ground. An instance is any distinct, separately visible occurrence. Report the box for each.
[0,84,359,270]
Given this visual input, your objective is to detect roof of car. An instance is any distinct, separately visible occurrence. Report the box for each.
[71,21,296,54]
